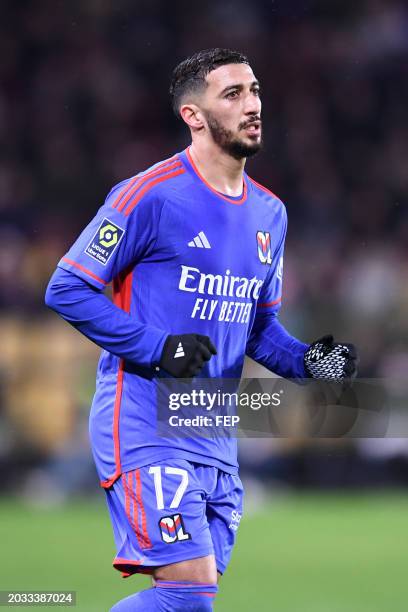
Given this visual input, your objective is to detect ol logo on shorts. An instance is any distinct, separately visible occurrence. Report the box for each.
[159,513,191,544]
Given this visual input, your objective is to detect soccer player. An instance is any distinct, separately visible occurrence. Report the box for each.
[45,48,357,611]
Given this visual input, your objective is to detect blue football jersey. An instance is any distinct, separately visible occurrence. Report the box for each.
[58,148,287,487]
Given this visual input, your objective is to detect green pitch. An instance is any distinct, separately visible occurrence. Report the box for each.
[1,493,407,611]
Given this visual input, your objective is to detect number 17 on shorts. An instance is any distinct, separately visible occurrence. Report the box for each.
[148,465,192,544]
[106,459,243,575]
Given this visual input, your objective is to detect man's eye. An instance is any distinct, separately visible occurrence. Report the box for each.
[252,88,261,96]
[226,91,239,99]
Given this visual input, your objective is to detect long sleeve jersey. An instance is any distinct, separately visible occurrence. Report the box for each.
[46,147,308,487]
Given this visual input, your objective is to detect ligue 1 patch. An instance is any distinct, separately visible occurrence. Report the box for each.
[159,513,191,544]
[256,230,272,264]
[84,218,124,265]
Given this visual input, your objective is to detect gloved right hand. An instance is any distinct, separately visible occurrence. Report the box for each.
[157,334,217,378]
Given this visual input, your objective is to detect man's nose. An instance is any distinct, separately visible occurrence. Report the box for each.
[244,92,261,115]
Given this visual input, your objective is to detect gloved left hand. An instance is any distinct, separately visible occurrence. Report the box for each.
[304,335,358,381]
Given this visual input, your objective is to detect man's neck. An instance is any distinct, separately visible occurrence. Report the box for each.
[189,141,245,197]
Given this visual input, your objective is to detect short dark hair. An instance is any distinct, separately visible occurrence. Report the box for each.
[169,48,249,118]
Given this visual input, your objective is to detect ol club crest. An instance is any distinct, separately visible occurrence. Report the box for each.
[256,231,272,264]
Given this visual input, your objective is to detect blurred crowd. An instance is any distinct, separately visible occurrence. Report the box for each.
[1,0,408,498]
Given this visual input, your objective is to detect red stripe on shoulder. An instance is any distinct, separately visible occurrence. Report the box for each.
[257,296,282,308]
[249,176,281,201]
[61,257,107,286]
[117,160,182,213]
[111,155,179,210]
[124,167,185,217]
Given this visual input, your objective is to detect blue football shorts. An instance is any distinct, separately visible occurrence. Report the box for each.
[104,459,244,577]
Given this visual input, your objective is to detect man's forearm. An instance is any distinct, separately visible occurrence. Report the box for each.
[246,310,309,379]
[45,267,167,368]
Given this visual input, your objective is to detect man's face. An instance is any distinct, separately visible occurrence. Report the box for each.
[200,63,262,160]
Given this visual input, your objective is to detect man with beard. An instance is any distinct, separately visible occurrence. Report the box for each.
[45,48,357,611]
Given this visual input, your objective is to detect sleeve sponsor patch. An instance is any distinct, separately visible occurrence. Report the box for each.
[84,218,125,265]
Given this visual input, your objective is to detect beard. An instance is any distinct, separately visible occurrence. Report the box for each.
[203,110,262,161]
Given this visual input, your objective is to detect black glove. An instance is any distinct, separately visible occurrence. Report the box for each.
[158,334,217,378]
[304,335,358,381]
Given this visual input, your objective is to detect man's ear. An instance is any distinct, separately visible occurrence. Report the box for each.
[180,103,205,131]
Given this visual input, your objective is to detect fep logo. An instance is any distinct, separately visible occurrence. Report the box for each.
[84,218,125,265]
[256,231,272,264]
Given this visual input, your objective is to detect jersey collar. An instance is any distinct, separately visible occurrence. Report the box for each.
[184,146,248,205]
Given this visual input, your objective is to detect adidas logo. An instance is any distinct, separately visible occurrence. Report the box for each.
[188,231,211,249]
[174,342,185,358]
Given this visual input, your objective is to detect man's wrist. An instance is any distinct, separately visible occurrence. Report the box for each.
[150,330,170,370]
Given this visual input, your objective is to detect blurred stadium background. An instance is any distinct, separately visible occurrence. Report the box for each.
[1,0,408,610]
